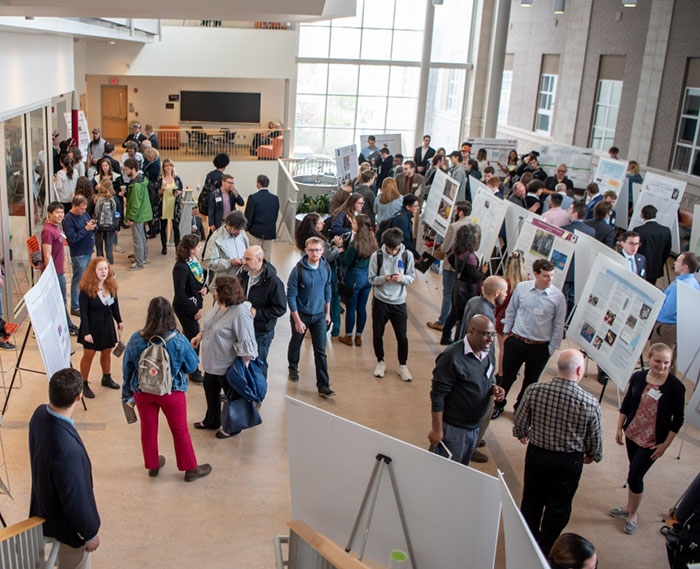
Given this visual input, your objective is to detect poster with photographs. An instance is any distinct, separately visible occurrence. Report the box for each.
[504,202,546,256]
[537,145,594,188]
[593,157,628,196]
[470,182,507,263]
[512,215,577,289]
[677,281,700,385]
[568,255,665,391]
[572,231,628,304]
[334,144,359,186]
[629,172,686,238]
[465,137,518,167]
[423,168,458,237]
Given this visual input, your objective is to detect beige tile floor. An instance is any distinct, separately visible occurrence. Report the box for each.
[0,234,698,568]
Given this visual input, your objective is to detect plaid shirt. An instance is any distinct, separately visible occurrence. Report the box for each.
[513,377,603,462]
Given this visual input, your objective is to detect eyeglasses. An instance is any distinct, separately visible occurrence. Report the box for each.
[306,248,324,253]
[473,330,497,339]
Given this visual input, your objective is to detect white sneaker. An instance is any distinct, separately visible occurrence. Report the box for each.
[397,365,412,382]
[374,361,386,378]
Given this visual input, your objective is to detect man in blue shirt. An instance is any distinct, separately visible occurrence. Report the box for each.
[63,195,96,317]
[650,251,700,372]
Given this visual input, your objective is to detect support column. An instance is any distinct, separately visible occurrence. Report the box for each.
[414,0,435,148]
[483,0,511,137]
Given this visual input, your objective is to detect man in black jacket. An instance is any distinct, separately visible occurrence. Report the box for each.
[633,204,672,285]
[29,368,101,568]
[238,246,287,378]
[390,195,420,259]
[244,174,279,260]
[376,147,394,189]
[208,174,245,232]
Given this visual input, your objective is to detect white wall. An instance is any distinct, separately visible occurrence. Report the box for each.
[174,159,279,196]
[0,32,74,118]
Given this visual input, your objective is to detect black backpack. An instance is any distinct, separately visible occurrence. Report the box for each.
[375,249,409,274]
[375,212,401,245]
[96,198,119,232]
[197,180,215,217]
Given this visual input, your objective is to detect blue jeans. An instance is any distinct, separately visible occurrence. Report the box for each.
[343,267,371,335]
[330,266,341,337]
[438,269,456,325]
[70,254,91,311]
[439,422,480,465]
[255,330,275,378]
[56,273,73,326]
[287,312,330,389]
[95,231,114,265]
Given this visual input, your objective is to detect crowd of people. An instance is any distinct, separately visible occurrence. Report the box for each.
[27,128,700,569]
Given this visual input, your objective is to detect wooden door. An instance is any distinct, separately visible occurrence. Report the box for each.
[101,85,128,143]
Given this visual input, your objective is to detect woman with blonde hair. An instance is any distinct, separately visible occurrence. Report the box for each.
[354,161,371,187]
[493,250,527,381]
[156,158,184,254]
[375,177,402,224]
[93,179,121,264]
[77,257,123,398]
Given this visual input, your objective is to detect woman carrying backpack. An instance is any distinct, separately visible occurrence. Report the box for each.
[93,179,121,264]
[122,297,212,482]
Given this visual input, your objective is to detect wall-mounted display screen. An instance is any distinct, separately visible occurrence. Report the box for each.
[179,91,261,123]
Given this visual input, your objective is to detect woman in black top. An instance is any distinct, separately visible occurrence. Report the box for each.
[172,234,208,383]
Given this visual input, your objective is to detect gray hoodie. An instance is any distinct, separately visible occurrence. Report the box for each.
[369,244,416,305]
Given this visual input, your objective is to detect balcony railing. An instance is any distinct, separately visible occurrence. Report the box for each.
[162,20,293,30]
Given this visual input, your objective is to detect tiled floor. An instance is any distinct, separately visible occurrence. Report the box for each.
[0,235,697,568]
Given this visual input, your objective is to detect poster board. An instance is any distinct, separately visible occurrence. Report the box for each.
[23,258,72,379]
[612,180,629,229]
[629,172,685,240]
[63,110,90,160]
[503,201,546,256]
[423,169,458,238]
[592,157,628,198]
[537,145,594,188]
[359,133,403,158]
[465,137,518,166]
[572,231,628,304]
[691,204,700,256]
[685,374,700,432]
[286,397,502,569]
[498,473,550,569]
[470,183,507,263]
[677,282,700,384]
[512,215,577,289]
[568,255,665,390]
[335,144,359,186]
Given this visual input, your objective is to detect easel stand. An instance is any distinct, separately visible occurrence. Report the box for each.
[345,454,418,569]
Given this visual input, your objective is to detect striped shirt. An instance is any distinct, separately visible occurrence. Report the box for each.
[513,377,603,461]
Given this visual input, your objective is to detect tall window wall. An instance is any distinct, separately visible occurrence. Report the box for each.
[295,0,473,157]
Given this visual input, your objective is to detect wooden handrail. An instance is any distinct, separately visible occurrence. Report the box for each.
[0,516,45,541]
[287,520,377,569]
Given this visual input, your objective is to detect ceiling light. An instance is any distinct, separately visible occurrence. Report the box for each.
[623,0,637,6]
[553,0,565,13]
[521,0,533,6]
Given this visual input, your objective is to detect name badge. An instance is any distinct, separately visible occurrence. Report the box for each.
[412,183,419,188]
[647,388,662,401]
[533,308,544,316]
[215,196,222,203]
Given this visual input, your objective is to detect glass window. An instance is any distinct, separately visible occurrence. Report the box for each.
[329,27,361,59]
[326,96,357,128]
[356,96,387,129]
[363,0,395,29]
[534,73,557,134]
[298,26,330,58]
[391,30,423,62]
[328,64,359,95]
[386,98,418,131]
[324,128,355,154]
[361,29,392,60]
[297,63,328,95]
[29,108,47,229]
[296,95,327,127]
[389,66,421,97]
[294,128,324,157]
[424,67,464,151]
[672,87,700,177]
[358,65,390,97]
[393,0,427,30]
[431,0,472,64]
[589,79,622,152]
[498,69,512,125]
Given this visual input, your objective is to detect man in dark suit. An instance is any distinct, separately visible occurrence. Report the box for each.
[29,368,101,568]
[376,147,394,189]
[561,202,596,316]
[244,174,279,260]
[208,173,245,232]
[584,202,616,249]
[619,230,647,278]
[413,135,435,174]
[633,204,672,285]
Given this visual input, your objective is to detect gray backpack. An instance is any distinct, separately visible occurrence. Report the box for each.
[138,331,177,396]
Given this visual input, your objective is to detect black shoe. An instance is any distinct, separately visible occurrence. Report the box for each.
[161,246,167,255]
[0,341,16,350]
[101,374,120,389]
[189,370,204,384]
[184,463,212,482]
[440,337,452,346]
[148,455,166,477]
[70,308,81,317]
[470,450,488,463]
[82,382,95,399]
[215,430,241,439]
[69,325,79,336]
[491,406,504,420]
[318,385,336,398]
[478,439,486,448]
[288,367,299,382]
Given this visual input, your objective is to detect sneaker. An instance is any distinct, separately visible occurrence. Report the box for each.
[491,406,504,420]
[0,341,16,350]
[439,338,452,346]
[128,263,144,271]
[288,367,299,382]
[397,365,412,382]
[337,335,353,346]
[69,325,79,336]
[427,321,444,331]
[82,382,95,399]
[148,455,166,477]
[318,385,336,398]
[184,463,212,482]
[470,450,488,463]
[624,518,638,534]
[609,507,630,518]
[70,308,81,317]
[374,361,386,378]
[189,370,204,384]
[100,374,120,389]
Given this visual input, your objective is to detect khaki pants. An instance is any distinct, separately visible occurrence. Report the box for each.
[248,234,273,261]
[58,543,91,569]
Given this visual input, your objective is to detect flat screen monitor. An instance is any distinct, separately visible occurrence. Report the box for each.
[179,91,261,124]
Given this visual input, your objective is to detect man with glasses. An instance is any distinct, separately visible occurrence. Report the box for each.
[203,211,249,284]
[286,236,335,398]
[428,315,505,466]
[544,163,574,193]
[208,174,245,233]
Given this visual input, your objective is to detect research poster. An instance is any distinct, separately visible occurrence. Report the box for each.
[537,144,594,188]
[465,137,518,166]
[63,110,90,160]
[685,375,700,432]
[23,258,72,379]
[423,168,457,237]
[334,144,359,186]
[629,172,686,235]
[691,204,700,256]
[359,133,403,157]
[470,182,507,263]
[504,201,546,256]
[572,231,628,304]
[677,282,700,384]
[568,255,665,391]
[512,215,577,289]
[593,157,628,199]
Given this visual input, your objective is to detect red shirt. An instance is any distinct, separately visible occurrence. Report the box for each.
[41,222,66,274]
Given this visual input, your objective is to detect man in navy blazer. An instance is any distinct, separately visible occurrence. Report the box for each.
[561,202,596,316]
[619,231,646,278]
[633,204,672,285]
[244,174,279,260]
[29,368,101,568]
[208,173,245,232]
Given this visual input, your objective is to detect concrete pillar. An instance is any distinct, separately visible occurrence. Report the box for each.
[414,1,435,148]
[483,0,511,137]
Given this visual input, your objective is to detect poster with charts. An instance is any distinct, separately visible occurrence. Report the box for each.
[334,144,358,186]
[593,157,628,198]
[470,182,507,263]
[422,168,457,238]
[537,144,594,188]
[465,137,518,168]
[629,172,685,235]
[512,215,577,289]
[568,255,665,391]
[23,258,72,380]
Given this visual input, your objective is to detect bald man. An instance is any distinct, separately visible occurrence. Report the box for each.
[429,315,505,465]
[513,349,603,556]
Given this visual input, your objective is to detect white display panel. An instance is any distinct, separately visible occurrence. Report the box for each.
[537,145,594,188]
[335,144,359,186]
[677,281,700,385]
[470,182,507,263]
[572,232,628,304]
[422,169,458,238]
